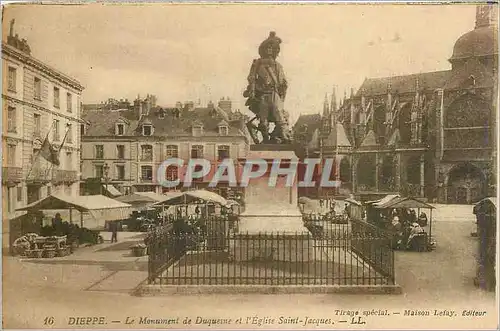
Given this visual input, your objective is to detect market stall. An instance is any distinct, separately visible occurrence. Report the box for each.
[14,194,133,257]
[345,197,364,221]
[152,189,233,250]
[365,195,435,251]
[17,193,132,229]
[153,189,229,206]
[116,192,178,230]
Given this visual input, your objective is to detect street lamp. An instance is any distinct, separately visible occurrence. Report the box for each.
[103,163,110,197]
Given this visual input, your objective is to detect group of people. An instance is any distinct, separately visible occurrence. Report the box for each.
[388,209,428,251]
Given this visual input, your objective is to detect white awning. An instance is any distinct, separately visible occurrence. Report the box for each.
[16,193,133,229]
[103,185,122,197]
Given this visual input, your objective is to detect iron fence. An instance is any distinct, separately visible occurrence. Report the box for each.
[147,218,395,286]
[350,219,395,282]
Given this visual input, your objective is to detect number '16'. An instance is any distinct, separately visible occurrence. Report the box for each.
[44,317,54,325]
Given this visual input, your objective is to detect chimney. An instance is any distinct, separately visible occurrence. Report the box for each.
[138,102,143,120]
[9,19,15,37]
[185,101,195,111]
[218,97,232,113]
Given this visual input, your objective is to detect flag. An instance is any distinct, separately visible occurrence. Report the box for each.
[39,136,60,166]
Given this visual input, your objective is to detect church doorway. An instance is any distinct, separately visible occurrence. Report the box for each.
[447,163,485,204]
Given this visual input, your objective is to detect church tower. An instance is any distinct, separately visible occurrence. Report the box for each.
[330,86,337,129]
[323,93,329,117]
[475,4,498,28]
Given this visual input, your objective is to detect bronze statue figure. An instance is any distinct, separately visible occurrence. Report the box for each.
[244,31,292,144]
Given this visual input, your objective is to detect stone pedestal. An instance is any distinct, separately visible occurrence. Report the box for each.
[230,145,313,262]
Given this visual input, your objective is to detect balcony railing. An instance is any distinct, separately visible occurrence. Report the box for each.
[53,170,78,184]
[26,167,51,183]
[2,167,22,184]
[26,168,78,184]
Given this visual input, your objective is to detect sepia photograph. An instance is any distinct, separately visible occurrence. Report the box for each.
[1,2,498,329]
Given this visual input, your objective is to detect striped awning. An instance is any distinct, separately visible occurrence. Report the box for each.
[103,185,122,197]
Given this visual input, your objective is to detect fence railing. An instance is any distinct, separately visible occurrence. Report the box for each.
[350,219,394,283]
[147,218,395,286]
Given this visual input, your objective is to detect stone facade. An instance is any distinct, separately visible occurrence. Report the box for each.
[2,22,84,244]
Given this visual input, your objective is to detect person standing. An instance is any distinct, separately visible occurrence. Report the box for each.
[110,221,118,243]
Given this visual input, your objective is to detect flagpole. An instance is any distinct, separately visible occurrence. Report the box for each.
[26,120,55,180]
[48,124,71,187]
[57,123,71,157]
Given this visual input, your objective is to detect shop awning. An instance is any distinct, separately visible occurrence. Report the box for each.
[365,194,400,206]
[115,192,179,209]
[345,197,363,206]
[103,185,122,197]
[372,196,435,209]
[153,189,228,207]
[16,193,133,228]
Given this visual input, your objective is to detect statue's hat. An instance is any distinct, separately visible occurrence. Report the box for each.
[258,31,282,57]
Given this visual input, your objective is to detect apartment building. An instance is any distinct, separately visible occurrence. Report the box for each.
[81,97,250,197]
[2,21,84,227]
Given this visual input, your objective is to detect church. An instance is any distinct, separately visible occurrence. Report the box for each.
[293,4,497,204]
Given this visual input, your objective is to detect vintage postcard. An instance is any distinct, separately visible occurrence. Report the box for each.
[1,2,498,330]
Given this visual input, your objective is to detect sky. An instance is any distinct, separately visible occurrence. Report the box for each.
[2,3,477,125]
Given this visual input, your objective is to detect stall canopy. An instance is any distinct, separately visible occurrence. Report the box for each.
[16,194,132,229]
[116,192,176,205]
[102,185,122,197]
[153,189,228,207]
[365,194,400,207]
[372,196,435,209]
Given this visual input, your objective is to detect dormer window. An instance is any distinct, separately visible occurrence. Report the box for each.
[192,125,203,137]
[142,125,152,136]
[116,123,125,136]
[219,125,229,136]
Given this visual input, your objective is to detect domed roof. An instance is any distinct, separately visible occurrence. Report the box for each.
[450,26,498,61]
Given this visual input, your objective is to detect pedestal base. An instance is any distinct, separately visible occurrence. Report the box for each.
[230,206,314,262]
[238,205,305,233]
[230,233,315,262]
